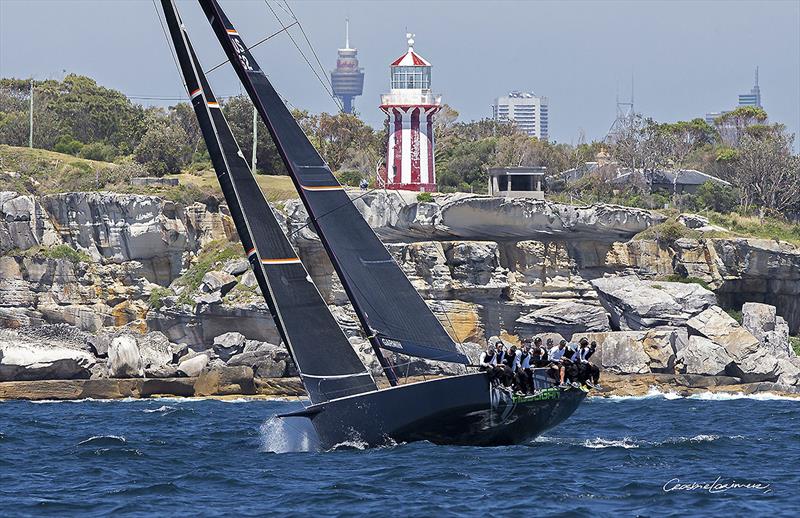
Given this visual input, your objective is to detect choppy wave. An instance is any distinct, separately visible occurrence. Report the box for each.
[599,386,800,402]
[77,435,127,446]
[143,405,176,414]
[536,433,745,450]
[687,391,800,401]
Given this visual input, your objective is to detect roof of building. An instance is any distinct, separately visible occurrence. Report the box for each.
[488,166,547,176]
[610,169,731,187]
[391,48,431,67]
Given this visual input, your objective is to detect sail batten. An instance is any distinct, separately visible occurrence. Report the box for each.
[161,0,376,404]
[198,0,468,366]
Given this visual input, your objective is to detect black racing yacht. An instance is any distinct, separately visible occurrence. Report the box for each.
[161,0,586,450]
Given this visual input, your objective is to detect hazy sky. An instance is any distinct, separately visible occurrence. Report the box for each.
[1,0,799,145]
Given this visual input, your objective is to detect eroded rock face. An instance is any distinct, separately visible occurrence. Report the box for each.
[676,336,733,376]
[742,302,791,357]
[516,301,610,340]
[592,276,716,330]
[687,306,779,383]
[107,335,144,378]
[572,328,682,374]
[0,331,95,381]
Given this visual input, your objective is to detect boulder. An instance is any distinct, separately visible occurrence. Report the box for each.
[570,331,651,374]
[241,270,258,288]
[177,354,209,377]
[194,291,222,305]
[194,364,255,396]
[86,333,111,358]
[516,301,609,340]
[107,335,144,378]
[675,336,733,376]
[222,258,250,276]
[227,341,292,378]
[678,214,709,229]
[0,337,96,381]
[137,332,173,371]
[775,356,800,386]
[742,302,791,357]
[591,276,716,330]
[201,271,237,295]
[145,364,180,378]
[213,332,246,361]
[687,306,779,382]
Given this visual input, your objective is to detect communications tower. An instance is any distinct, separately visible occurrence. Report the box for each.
[330,19,364,114]
[379,33,441,192]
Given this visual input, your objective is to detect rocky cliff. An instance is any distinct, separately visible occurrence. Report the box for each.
[1,190,798,393]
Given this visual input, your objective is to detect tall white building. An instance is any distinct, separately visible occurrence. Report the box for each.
[492,91,548,140]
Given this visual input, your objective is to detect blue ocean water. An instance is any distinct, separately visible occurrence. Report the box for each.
[1,392,797,517]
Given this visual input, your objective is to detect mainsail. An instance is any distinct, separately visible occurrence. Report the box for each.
[161,0,376,404]
[197,0,468,365]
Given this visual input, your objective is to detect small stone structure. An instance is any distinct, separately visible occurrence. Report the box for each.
[487,167,546,199]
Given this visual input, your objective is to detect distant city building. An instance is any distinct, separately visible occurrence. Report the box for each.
[704,67,762,124]
[738,67,762,107]
[487,167,546,199]
[379,33,441,192]
[492,91,549,140]
[330,19,364,114]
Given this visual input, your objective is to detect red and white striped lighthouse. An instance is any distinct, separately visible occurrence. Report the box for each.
[379,34,441,192]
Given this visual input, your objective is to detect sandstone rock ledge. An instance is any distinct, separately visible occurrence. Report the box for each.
[0,376,305,401]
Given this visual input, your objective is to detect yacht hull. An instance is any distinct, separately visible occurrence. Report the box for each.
[287,373,587,449]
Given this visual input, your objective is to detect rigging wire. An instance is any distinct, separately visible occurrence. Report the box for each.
[262,0,343,112]
[151,0,186,95]
[203,21,299,75]
[280,0,338,104]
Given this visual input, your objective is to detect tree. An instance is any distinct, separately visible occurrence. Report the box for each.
[133,121,191,176]
[714,106,768,147]
[306,112,380,171]
[732,129,799,216]
[222,95,285,174]
[694,181,739,213]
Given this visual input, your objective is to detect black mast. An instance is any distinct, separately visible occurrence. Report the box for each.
[196,0,468,373]
[160,0,376,403]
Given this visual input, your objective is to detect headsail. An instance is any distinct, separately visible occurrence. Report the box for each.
[197,0,468,365]
[160,0,376,404]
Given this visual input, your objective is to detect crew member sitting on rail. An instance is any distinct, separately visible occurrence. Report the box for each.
[548,339,569,387]
[515,340,534,393]
[479,342,505,385]
[530,337,549,367]
[584,341,601,387]
[571,338,592,385]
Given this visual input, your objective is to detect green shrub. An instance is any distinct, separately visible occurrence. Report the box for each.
[416,192,434,203]
[336,170,363,187]
[176,239,243,294]
[790,336,800,356]
[53,136,84,156]
[663,274,711,291]
[725,309,743,324]
[635,218,696,245]
[148,286,173,310]
[695,181,739,213]
[78,142,118,162]
[39,244,91,264]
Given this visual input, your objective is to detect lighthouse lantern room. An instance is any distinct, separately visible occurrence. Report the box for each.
[379,34,441,192]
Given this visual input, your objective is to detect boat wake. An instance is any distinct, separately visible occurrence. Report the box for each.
[260,416,320,453]
[600,386,800,401]
[535,433,745,449]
